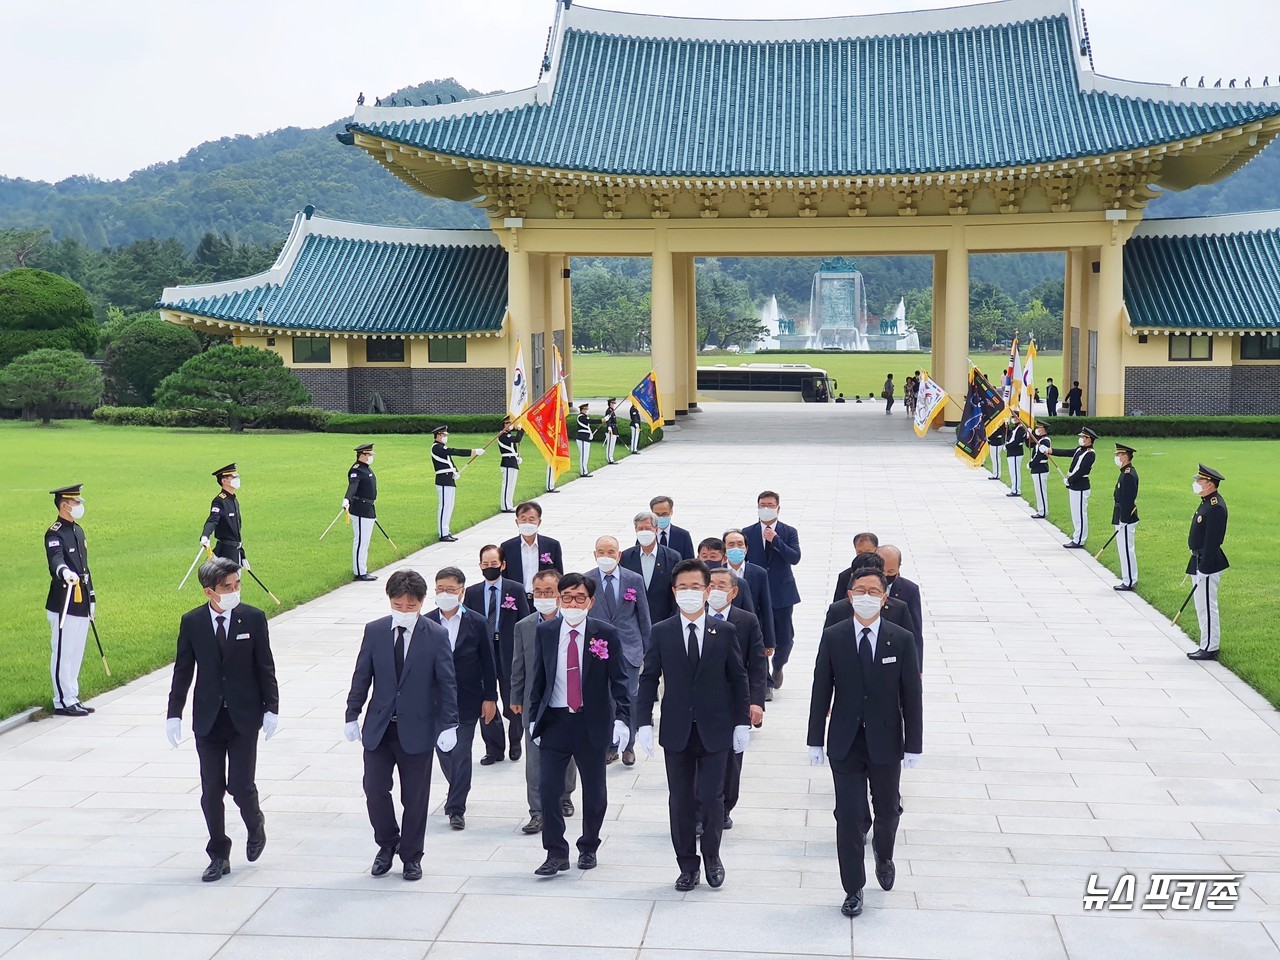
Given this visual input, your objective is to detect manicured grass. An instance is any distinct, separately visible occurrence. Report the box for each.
[1,421,625,719]
[571,350,1064,400]
[994,437,1279,707]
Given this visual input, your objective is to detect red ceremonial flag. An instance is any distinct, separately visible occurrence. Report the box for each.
[520,384,571,480]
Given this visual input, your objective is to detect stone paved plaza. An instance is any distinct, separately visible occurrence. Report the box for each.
[2,402,1278,959]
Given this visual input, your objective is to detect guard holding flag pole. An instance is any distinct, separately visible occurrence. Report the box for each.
[1052,427,1097,547]
[498,416,524,513]
[202,464,249,569]
[1187,465,1228,661]
[344,444,378,582]
[603,399,620,465]
[432,426,484,543]
[1004,419,1027,498]
[575,404,593,477]
[1111,445,1139,591]
[1028,423,1052,519]
[44,484,96,717]
[629,403,643,454]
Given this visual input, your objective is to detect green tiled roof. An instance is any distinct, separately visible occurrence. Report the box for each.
[159,211,507,335]
[1126,213,1280,331]
[346,0,1280,180]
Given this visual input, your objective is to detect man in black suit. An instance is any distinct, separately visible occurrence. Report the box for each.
[637,560,751,891]
[345,569,459,881]
[500,501,564,599]
[621,510,682,622]
[1045,378,1060,417]
[824,553,922,669]
[742,490,801,691]
[831,531,880,602]
[877,545,924,664]
[528,573,631,876]
[466,544,532,764]
[809,569,923,918]
[426,567,498,830]
[722,529,776,660]
[649,495,695,560]
[1066,380,1083,416]
[167,557,279,883]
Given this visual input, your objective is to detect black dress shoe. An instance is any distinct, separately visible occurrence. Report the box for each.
[1113,583,1135,591]
[522,815,542,835]
[841,890,864,917]
[621,749,635,766]
[449,813,466,830]
[354,573,378,582]
[73,702,95,714]
[1030,513,1046,519]
[722,814,733,830]
[577,852,597,870]
[1005,492,1020,497]
[500,509,517,514]
[535,858,570,876]
[439,535,459,543]
[875,857,896,891]
[545,488,560,494]
[1062,542,1084,549]
[1188,649,1219,661]
[371,843,398,877]
[53,704,90,717]
[764,688,773,702]
[510,742,522,762]
[987,475,1001,480]
[705,857,725,888]
[202,858,230,882]
[675,870,700,891]
[561,798,574,817]
[581,473,593,478]
[246,819,266,862]
[605,748,619,765]
[403,860,423,881]
[480,755,501,766]
[771,666,784,689]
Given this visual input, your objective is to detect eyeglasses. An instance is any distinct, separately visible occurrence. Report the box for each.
[559,592,590,607]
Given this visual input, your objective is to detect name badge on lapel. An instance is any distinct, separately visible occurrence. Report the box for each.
[882,656,897,664]
[236,633,251,640]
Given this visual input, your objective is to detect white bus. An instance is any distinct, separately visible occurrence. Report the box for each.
[696,363,837,403]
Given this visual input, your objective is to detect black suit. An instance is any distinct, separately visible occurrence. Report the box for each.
[345,614,458,864]
[620,543,683,621]
[711,606,766,820]
[657,523,695,561]
[1046,383,1060,417]
[465,577,531,758]
[808,617,922,896]
[529,617,630,861]
[426,608,497,817]
[825,596,923,670]
[886,576,924,665]
[167,603,279,860]
[638,613,749,875]
[500,534,564,594]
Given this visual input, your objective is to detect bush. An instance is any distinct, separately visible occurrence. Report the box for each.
[253,406,332,431]
[323,413,508,434]
[103,316,200,405]
[1041,415,1280,439]
[0,348,103,424]
[154,345,310,432]
[93,405,227,427]
[0,269,98,365]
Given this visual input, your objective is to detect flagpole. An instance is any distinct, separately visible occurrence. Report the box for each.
[456,430,505,475]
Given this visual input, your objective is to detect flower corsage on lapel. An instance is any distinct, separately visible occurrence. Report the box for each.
[501,594,518,611]
[588,637,610,661]
[540,552,553,565]
[623,587,637,603]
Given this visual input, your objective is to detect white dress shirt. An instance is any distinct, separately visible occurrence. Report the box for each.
[208,604,233,635]
[439,609,462,651]
[854,615,882,658]
[639,543,657,587]
[549,616,587,709]
[680,611,707,652]
[520,537,540,592]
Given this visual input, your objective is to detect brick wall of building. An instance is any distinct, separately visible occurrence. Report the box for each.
[294,368,350,411]
[1229,365,1280,414]
[1125,366,1236,415]
[410,367,505,414]
[350,368,415,414]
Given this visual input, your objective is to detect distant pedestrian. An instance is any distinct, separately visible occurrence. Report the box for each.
[1065,381,1083,417]
[1045,379,1060,417]
[882,375,895,415]
[835,393,846,404]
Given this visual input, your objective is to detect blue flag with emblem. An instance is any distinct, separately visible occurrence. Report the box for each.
[627,370,662,427]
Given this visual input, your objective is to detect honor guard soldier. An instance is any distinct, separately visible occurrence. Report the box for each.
[1112,445,1139,591]
[498,416,524,514]
[986,421,1007,481]
[44,484,96,716]
[1187,465,1228,661]
[602,399,620,465]
[432,426,484,543]
[1028,423,1052,519]
[344,444,378,581]
[575,403,593,477]
[1052,427,1097,547]
[1004,419,1027,498]
[629,403,643,454]
[201,464,249,570]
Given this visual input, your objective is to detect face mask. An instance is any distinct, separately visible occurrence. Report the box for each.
[214,589,240,612]
[518,523,539,537]
[708,589,730,610]
[850,595,882,619]
[1192,481,1204,496]
[480,567,503,582]
[437,435,448,444]
[560,605,588,626]
[533,597,559,616]
[758,507,778,523]
[435,593,460,612]
[69,502,85,520]
[1077,438,1088,447]
[725,547,746,565]
[390,610,418,632]
[655,516,672,530]
[675,590,706,614]
[1114,456,1125,468]
[229,477,241,490]
[635,530,657,547]
[596,556,619,573]
[366,455,374,464]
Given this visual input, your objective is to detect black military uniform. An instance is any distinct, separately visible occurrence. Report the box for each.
[498,422,525,513]
[986,423,1007,480]
[1051,427,1096,547]
[1028,426,1052,518]
[1187,465,1228,659]
[603,400,620,465]
[1111,444,1139,590]
[575,404,593,477]
[629,404,643,453]
[44,483,96,716]
[1004,421,1028,497]
[432,428,477,541]
[344,443,378,580]
[202,463,246,565]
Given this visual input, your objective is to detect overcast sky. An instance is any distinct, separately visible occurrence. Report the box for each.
[5,0,1278,182]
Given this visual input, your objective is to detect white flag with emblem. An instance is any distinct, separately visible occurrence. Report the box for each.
[509,337,529,417]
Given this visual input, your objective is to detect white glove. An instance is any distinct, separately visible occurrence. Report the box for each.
[166,718,182,748]
[612,720,629,752]
[262,712,278,740]
[635,725,655,758]
[436,725,458,752]
[732,725,751,754]
[903,753,921,769]
[1063,479,1070,487]
[533,736,541,747]
[516,456,523,465]
[200,536,210,547]
[61,567,79,584]
[473,448,486,457]
[241,558,251,572]
[808,746,825,765]
[341,498,350,510]
[343,720,360,742]
[89,601,96,621]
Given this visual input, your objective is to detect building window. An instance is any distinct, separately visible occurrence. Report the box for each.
[1168,334,1212,361]
[365,337,405,363]
[1241,333,1280,360]
[428,337,467,363]
[292,336,331,363]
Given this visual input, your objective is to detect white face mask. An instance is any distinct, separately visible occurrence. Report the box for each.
[850,595,883,620]
[635,530,657,547]
[518,522,539,537]
[758,507,778,523]
[533,597,559,616]
[435,593,460,612]
[229,477,241,490]
[366,455,374,465]
[560,605,588,627]
[213,589,240,612]
[1192,481,1205,496]
[675,590,706,614]
[1077,437,1088,447]
[69,502,85,520]
[1114,456,1125,467]
[596,556,619,573]
[708,589,731,610]
[390,610,418,632]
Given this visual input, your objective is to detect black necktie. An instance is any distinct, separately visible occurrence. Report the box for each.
[859,626,873,674]
[661,531,668,547]
[604,573,615,605]
[394,626,405,680]
[487,586,499,633]
[215,615,227,648]
[687,622,700,674]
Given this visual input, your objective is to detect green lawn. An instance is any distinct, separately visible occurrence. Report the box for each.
[995,437,1279,707]
[571,350,1064,400]
[1,421,623,719]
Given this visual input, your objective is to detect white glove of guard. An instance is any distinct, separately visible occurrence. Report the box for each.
[200,536,210,547]
[241,559,251,572]
[808,746,825,766]
[732,724,751,754]
[61,568,78,584]
[437,725,458,752]
[166,717,182,748]
[635,725,655,758]
[612,719,629,753]
[341,498,350,510]
[344,720,360,742]
[903,753,922,769]
[516,456,523,465]
[262,712,278,740]
[89,601,96,621]
[474,448,486,457]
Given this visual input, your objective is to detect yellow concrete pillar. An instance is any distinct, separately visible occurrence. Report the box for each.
[650,233,677,425]
[931,252,947,390]
[1094,236,1126,416]
[684,256,700,410]
[507,245,532,410]
[671,248,689,415]
[942,229,970,423]
[1060,249,1075,399]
